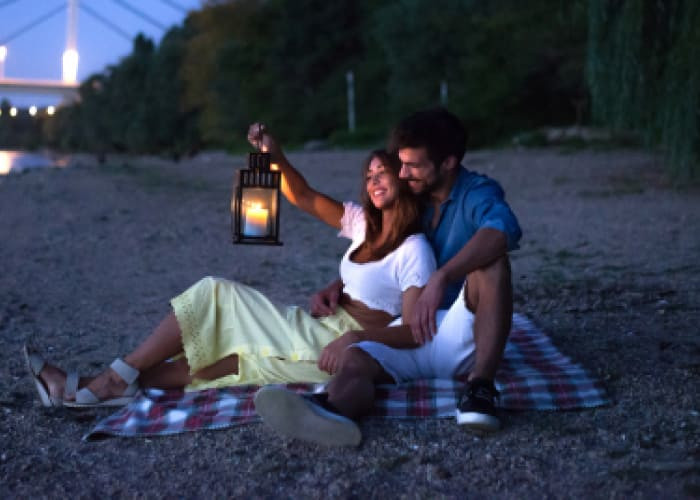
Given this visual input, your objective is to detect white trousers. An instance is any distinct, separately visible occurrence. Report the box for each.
[353,286,475,383]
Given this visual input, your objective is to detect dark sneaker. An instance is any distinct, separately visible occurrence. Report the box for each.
[455,378,500,432]
[254,386,361,447]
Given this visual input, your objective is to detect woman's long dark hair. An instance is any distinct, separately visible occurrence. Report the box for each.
[359,149,423,260]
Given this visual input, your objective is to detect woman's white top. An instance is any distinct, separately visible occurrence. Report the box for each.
[338,202,436,316]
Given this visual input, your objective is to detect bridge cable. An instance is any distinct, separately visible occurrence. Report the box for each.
[159,0,188,14]
[80,3,133,42]
[0,0,22,11]
[0,2,66,46]
[110,0,167,31]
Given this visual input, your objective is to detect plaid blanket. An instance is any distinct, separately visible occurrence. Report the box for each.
[85,313,609,440]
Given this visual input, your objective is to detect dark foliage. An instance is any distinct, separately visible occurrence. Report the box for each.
[587,0,700,180]
[3,1,599,157]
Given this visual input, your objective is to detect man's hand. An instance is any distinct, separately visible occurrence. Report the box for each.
[318,331,360,375]
[309,279,343,317]
[410,270,447,344]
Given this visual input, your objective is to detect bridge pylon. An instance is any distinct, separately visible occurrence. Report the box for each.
[62,0,79,84]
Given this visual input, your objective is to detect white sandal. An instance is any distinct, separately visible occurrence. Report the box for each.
[63,358,140,408]
[23,344,79,408]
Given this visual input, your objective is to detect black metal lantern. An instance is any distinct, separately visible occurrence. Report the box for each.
[231,152,282,245]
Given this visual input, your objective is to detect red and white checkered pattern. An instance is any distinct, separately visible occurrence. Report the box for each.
[86,314,609,440]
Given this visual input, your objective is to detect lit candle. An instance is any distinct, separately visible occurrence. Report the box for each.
[243,204,269,237]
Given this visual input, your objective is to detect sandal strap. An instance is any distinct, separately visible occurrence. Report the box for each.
[64,371,79,400]
[110,358,140,385]
[25,347,46,376]
[74,387,99,404]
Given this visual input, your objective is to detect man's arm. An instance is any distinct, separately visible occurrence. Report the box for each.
[410,228,507,343]
[436,227,507,284]
[410,176,522,342]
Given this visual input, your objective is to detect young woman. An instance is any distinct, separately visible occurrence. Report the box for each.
[25,124,436,408]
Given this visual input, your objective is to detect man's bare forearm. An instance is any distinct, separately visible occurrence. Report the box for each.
[440,228,507,283]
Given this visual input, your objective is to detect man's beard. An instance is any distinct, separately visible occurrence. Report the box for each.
[410,172,445,196]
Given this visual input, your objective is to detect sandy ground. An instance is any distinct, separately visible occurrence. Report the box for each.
[0,148,699,498]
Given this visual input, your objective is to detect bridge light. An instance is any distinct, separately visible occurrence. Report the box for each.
[47,106,56,116]
[29,106,37,116]
[10,107,17,117]
[62,49,79,84]
[0,45,6,79]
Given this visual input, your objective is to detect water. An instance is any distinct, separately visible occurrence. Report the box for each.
[0,150,70,175]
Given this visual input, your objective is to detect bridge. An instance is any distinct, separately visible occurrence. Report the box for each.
[0,0,190,108]
[0,0,80,104]
[0,78,79,101]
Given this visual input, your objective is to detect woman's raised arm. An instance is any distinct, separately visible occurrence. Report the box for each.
[247,123,343,229]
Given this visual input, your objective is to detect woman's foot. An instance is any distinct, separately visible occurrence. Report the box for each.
[63,359,140,407]
[32,361,127,404]
[24,345,138,407]
[23,344,87,407]
[72,367,129,402]
[34,363,71,404]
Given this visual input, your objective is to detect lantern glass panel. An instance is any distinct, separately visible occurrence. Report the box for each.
[240,186,278,238]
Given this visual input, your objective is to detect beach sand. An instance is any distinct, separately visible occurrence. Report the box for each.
[1,148,699,497]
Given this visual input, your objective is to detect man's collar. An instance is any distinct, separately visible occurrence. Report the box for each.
[438,166,467,204]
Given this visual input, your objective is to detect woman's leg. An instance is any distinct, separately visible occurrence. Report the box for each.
[67,312,185,400]
[139,354,239,389]
[123,312,184,372]
[40,307,244,401]
[40,312,188,400]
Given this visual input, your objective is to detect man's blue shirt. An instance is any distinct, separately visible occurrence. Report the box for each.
[422,167,522,308]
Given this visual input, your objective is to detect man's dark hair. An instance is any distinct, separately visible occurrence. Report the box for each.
[389,107,468,168]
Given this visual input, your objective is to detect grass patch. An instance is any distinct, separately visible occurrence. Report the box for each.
[599,264,630,271]
[537,267,567,285]
[663,264,697,273]
[578,174,646,198]
[541,249,601,263]
[101,162,215,192]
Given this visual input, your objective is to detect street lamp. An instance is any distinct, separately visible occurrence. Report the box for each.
[231,152,282,245]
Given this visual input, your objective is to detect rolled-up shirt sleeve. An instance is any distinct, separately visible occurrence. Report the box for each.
[465,182,522,251]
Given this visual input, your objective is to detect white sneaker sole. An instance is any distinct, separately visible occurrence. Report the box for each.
[254,387,361,447]
[455,410,501,432]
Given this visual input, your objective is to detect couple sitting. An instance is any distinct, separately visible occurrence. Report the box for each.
[25,108,521,446]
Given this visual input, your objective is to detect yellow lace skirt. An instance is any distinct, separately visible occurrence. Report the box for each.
[170,276,361,390]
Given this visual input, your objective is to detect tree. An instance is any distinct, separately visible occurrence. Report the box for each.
[371,0,588,146]
[587,0,700,180]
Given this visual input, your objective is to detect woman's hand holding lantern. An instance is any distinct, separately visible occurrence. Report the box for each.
[247,123,282,160]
